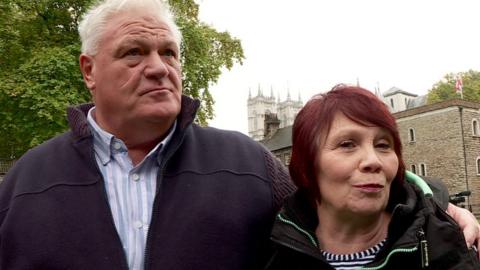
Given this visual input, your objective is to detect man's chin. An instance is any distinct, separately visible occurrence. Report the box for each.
[140,106,181,122]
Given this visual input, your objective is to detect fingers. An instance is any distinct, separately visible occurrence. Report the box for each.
[446,203,479,255]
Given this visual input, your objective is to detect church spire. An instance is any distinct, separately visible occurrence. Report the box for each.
[257,84,263,97]
[375,82,382,98]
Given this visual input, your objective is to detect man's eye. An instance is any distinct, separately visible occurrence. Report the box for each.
[125,48,142,56]
[163,49,176,57]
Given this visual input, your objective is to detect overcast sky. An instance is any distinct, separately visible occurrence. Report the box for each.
[196,0,480,134]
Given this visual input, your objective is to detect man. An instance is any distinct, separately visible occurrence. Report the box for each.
[0,1,293,269]
[0,0,478,269]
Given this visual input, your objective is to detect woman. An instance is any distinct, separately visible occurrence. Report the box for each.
[264,85,479,269]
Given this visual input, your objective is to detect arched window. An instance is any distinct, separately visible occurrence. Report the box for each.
[408,128,416,142]
[411,164,417,174]
[472,119,479,136]
[477,157,480,175]
[420,163,426,176]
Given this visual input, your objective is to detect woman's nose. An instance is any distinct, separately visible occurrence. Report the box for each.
[359,146,382,173]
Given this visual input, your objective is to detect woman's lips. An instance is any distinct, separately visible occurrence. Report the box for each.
[353,184,384,192]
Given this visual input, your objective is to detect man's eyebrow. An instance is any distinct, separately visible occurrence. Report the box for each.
[117,38,179,51]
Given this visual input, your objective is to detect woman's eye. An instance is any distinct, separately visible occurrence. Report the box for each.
[376,142,391,149]
[339,141,355,148]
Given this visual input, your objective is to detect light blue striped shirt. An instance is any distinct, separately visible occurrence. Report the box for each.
[87,107,176,270]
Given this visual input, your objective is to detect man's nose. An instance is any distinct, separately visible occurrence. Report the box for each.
[144,53,169,80]
[359,146,382,173]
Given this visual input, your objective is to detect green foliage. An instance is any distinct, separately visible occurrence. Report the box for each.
[170,0,244,124]
[427,70,480,104]
[0,45,90,158]
[0,0,244,158]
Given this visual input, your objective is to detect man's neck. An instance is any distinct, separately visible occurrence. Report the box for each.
[92,109,175,165]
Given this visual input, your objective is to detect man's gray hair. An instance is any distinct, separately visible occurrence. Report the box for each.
[78,0,182,55]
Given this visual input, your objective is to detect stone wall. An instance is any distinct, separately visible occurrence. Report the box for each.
[460,108,480,214]
[395,100,480,216]
[0,159,15,183]
[272,148,292,168]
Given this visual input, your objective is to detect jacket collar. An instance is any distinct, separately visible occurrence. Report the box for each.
[271,181,426,258]
[66,95,200,140]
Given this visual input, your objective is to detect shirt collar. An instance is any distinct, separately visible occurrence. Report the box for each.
[87,106,177,166]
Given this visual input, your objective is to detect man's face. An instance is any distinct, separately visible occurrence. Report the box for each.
[80,11,182,134]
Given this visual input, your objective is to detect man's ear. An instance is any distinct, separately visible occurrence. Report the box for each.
[79,54,96,93]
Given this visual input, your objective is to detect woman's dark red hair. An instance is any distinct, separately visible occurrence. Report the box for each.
[289,84,405,202]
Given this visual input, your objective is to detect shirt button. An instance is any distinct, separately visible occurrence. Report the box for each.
[132,173,140,181]
[134,221,143,229]
[113,142,122,150]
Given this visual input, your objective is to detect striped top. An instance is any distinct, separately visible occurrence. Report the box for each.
[321,239,386,270]
[87,108,176,270]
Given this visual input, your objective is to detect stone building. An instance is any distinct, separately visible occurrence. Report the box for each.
[0,159,15,182]
[381,87,420,113]
[394,99,480,216]
[247,86,303,141]
[257,87,480,217]
[261,126,292,166]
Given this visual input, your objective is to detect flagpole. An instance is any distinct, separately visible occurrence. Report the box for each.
[455,74,464,99]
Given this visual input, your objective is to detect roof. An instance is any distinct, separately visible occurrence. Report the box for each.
[394,98,480,119]
[260,126,292,151]
[406,95,427,109]
[383,87,418,98]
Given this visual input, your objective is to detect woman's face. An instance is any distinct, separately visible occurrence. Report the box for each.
[315,112,399,217]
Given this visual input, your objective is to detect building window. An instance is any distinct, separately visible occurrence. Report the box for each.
[405,98,408,107]
[477,157,480,175]
[284,153,291,165]
[390,99,394,109]
[411,164,417,174]
[408,128,416,142]
[420,163,427,176]
[472,119,479,136]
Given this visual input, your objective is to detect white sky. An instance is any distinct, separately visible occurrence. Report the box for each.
[197,0,480,134]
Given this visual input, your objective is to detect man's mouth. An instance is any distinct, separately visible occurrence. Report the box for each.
[140,87,171,95]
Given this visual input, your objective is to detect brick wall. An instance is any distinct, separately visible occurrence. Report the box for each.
[396,100,480,217]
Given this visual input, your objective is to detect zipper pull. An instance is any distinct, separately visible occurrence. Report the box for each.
[417,229,429,268]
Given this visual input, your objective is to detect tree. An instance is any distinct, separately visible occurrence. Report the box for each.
[0,0,244,158]
[427,70,480,104]
[0,45,88,158]
[169,0,244,123]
